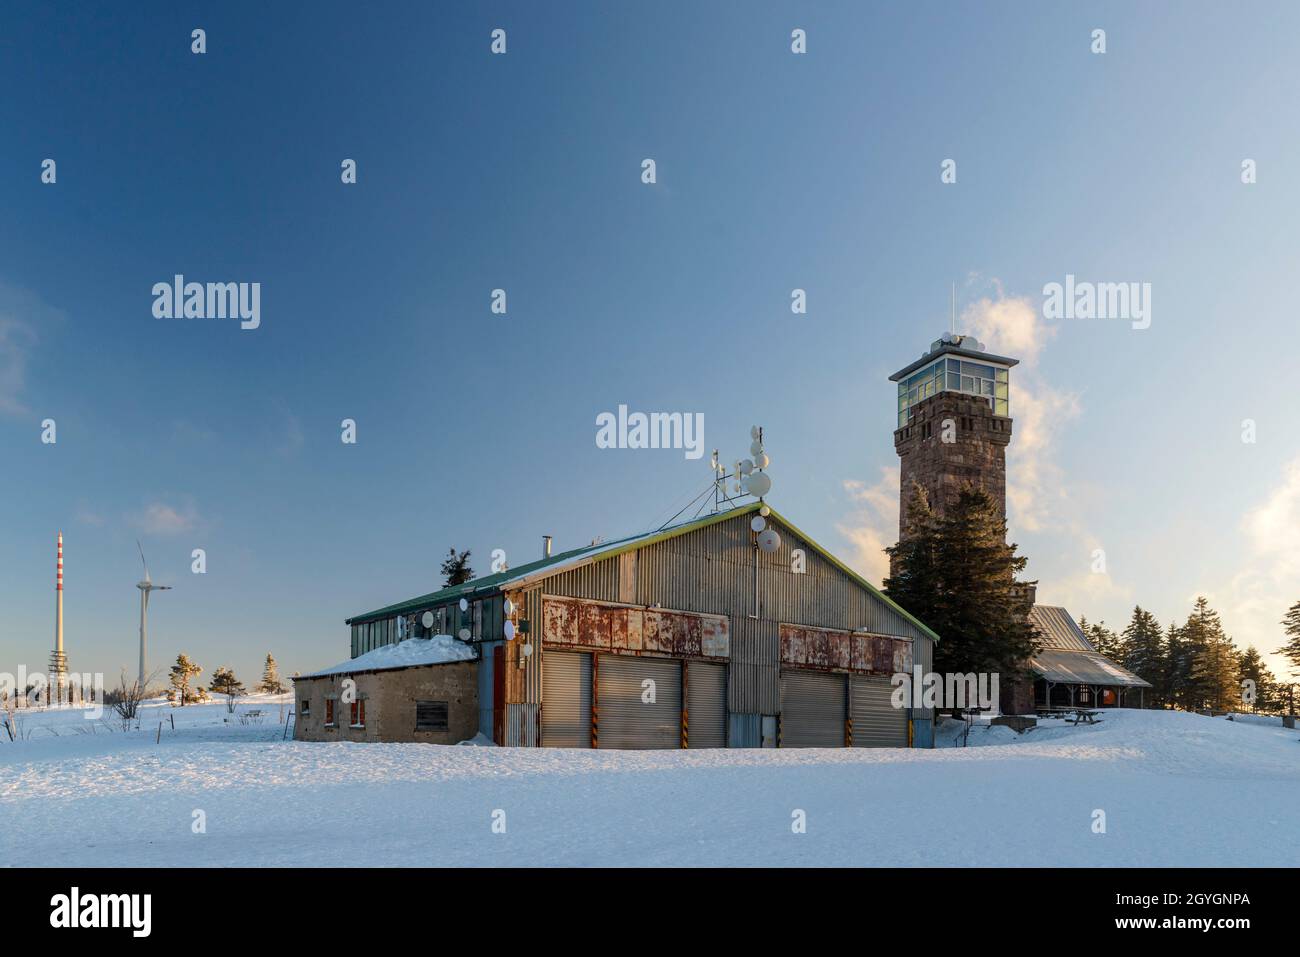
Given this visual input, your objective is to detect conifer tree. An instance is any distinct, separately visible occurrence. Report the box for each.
[1236,646,1277,713]
[209,666,244,696]
[167,654,203,706]
[257,654,285,694]
[1280,600,1300,677]
[1184,597,1238,711]
[1119,606,1164,706]
[1159,621,1188,710]
[441,548,474,587]
[885,484,1039,712]
[1086,621,1123,660]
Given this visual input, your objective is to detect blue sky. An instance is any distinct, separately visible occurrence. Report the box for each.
[2,1,1298,686]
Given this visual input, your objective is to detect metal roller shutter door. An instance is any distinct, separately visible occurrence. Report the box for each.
[542,650,591,748]
[781,671,845,747]
[851,675,908,747]
[598,655,681,749]
[686,662,726,748]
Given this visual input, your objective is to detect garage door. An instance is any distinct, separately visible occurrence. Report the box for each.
[542,650,591,748]
[686,661,726,748]
[851,674,908,747]
[781,671,845,747]
[598,655,681,749]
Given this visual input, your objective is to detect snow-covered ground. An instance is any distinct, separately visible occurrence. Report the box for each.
[2,701,1296,867]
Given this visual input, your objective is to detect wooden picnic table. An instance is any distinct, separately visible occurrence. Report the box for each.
[1035,706,1102,725]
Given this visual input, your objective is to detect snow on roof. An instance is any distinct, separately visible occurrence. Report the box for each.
[298,636,476,679]
[1028,649,1152,688]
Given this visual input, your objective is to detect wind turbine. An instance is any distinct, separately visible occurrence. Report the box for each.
[136,541,171,692]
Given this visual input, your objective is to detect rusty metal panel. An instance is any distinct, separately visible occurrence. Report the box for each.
[701,616,728,657]
[543,596,579,647]
[578,599,612,649]
[893,638,913,673]
[872,635,894,672]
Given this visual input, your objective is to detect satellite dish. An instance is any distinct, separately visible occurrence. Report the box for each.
[745,472,772,497]
[757,528,781,552]
[739,458,754,475]
[759,505,770,517]
[503,598,514,615]
[421,611,434,629]
[504,621,516,640]
[458,628,471,641]
[522,643,534,657]
[459,598,468,612]
[750,516,766,532]
[754,453,770,469]
[750,440,763,457]
[751,426,760,439]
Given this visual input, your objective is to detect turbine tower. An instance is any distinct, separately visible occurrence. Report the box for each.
[136,542,171,692]
[49,532,69,706]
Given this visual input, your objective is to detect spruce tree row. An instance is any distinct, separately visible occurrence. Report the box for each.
[884,482,1300,715]
[165,652,287,705]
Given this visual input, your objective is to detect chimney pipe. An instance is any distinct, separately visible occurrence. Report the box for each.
[543,535,552,559]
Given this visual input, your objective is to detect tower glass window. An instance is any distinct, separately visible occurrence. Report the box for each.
[896,356,1010,426]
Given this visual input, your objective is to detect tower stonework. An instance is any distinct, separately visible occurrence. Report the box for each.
[894,391,1012,535]
[890,334,1018,536]
[890,333,1037,714]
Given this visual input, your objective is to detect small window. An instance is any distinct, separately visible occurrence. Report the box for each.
[350,699,366,728]
[415,700,449,732]
[325,699,335,726]
[300,699,310,717]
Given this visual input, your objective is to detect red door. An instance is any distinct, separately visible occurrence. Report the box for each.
[493,644,505,745]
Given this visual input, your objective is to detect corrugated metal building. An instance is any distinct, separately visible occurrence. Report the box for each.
[341,502,939,749]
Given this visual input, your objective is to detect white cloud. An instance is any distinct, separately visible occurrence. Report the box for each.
[1218,456,1300,674]
[0,317,37,416]
[0,284,60,417]
[961,290,1081,535]
[837,466,900,587]
[133,501,201,535]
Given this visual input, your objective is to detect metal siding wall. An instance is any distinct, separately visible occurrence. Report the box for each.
[528,511,938,743]
[686,661,726,748]
[911,717,934,748]
[598,655,681,749]
[850,675,908,747]
[913,635,935,723]
[506,703,538,747]
[781,671,846,747]
[541,650,590,747]
[727,712,761,748]
[729,617,779,714]
[478,641,499,741]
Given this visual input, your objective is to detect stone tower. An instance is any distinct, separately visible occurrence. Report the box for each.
[890,333,1018,537]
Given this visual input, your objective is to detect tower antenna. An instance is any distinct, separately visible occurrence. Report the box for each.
[950,281,956,335]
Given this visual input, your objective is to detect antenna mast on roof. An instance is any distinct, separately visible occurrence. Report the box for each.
[656,427,774,530]
[951,281,957,336]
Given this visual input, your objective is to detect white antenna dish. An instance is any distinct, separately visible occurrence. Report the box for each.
[459,598,468,612]
[458,628,471,641]
[758,528,781,552]
[744,472,771,497]
[503,621,516,641]
[421,611,434,629]
[750,426,760,440]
